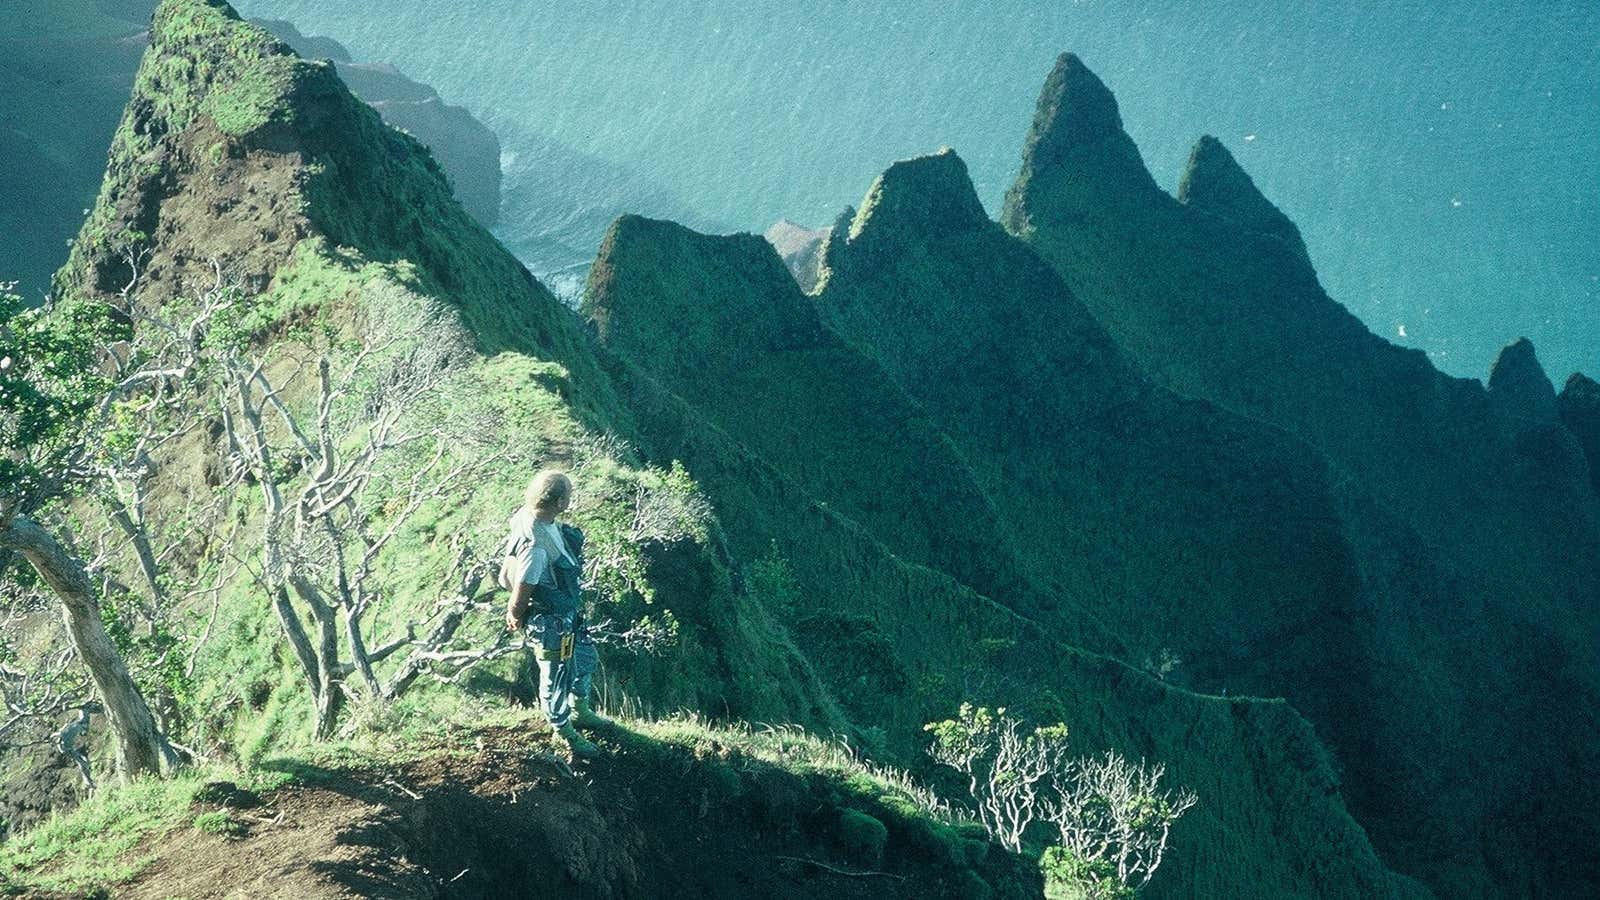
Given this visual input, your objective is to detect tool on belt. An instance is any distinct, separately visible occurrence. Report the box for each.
[531,613,581,662]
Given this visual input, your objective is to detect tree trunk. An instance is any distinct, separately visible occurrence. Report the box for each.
[289,576,343,739]
[271,582,344,739]
[343,606,382,697]
[0,515,167,778]
[271,583,323,696]
[312,609,342,740]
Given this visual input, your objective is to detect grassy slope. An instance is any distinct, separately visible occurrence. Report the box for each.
[2,3,1430,897]
[579,212,1428,894]
[594,357,1429,898]
[812,150,1380,717]
[1003,53,1600,898]
[585,215,1036,617]
[27,0,846,825]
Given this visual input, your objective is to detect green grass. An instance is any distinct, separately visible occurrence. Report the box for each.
[633,712,959,821]
[190,810,244,837]
[19,6,1452,898]
[0,765,290,892]
[157,242,831,758]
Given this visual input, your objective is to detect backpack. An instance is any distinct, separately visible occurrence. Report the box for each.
[497,523,586,596]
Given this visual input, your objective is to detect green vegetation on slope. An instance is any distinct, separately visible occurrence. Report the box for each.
[586,214,1026,606]
[26,0,847,796]
[1003,51,1600,898]
[3,3,1520,897]
[580,198,1431,896]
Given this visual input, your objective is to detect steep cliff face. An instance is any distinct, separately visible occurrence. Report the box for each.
[253,17,502,226]
[583,164,1436,895]
[1004,51,1600,899]
[0,1,501,304]
[1559,373,1600,493]
[586,215,1024,606]
[763,219,828,292]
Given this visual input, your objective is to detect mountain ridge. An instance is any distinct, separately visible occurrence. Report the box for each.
[1004,49,1600,898]
[6,4,1593,897]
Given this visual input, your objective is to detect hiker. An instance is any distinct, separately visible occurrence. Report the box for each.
[502,470,602,758]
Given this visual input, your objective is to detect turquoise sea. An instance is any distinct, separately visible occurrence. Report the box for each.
[233,0,1599,383]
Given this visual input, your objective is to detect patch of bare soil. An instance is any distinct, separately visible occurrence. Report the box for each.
[122,781,433,900]
[116,725,1028,899]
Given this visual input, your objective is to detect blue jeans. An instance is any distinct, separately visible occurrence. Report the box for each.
[529,613,597,727]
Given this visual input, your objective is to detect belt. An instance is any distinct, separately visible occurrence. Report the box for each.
[534,631,576,662]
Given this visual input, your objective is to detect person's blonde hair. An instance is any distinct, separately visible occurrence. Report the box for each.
[524,470,573,516]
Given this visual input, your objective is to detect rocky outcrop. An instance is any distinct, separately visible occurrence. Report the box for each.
[54,1,561,370]
[1178,135,1308,260]
[1487,337,1558,425]
[254,18,501,226]
[0,4,500,307]
[1560,373,1600,492]
[762,219,827,292]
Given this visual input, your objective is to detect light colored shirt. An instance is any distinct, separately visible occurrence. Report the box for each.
[504,508,575,587]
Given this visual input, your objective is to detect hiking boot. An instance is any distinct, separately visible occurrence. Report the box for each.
[571,696,610,728]
[557,722,600,759]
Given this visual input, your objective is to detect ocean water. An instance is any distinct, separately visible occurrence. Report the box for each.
[234,0,1599,383]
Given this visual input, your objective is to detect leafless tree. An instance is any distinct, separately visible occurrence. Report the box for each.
[213,294,522,737]
[1044,751,1197,896]
[0,258,221,780]
[925,704,1071,852]
[927,705,1195,896]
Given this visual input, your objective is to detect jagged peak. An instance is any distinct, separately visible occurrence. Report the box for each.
[1001,52,1160,234]
[844,148,989,244]
[1176,135,1240,202]
[587,213,822,365]
[1488,337,1558,424]
[1562,371,1600,401]
[1178,135,1308,257]
[1558,373,1600,492]
[57,0,573,369]
[1030,53,1124,150]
